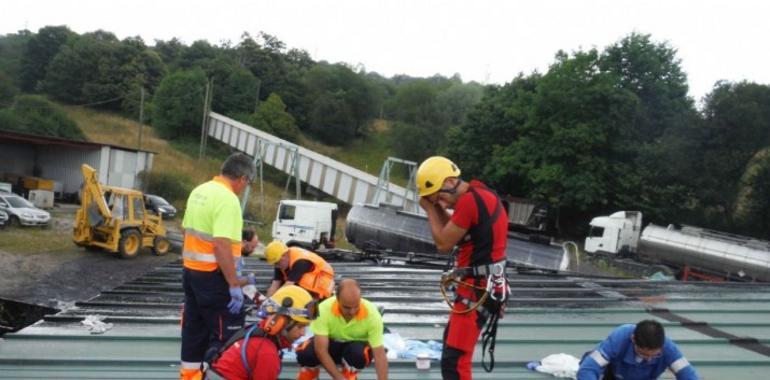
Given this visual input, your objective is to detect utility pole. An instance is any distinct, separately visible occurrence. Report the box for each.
[253,78,262,113]
[137,87,145,151]
[202,77,214,158]
[198,80,211,160]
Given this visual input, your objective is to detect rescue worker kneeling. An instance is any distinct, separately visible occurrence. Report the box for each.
[208,285,318,380]
[295,278,388,380]
[264,240,335,300]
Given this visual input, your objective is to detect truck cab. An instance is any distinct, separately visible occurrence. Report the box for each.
[271,200,338,250]
[584,211,642,255]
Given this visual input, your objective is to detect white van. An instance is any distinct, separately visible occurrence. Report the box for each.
[272,200,338,250]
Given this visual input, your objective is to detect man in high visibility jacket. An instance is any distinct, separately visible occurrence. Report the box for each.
[264,240,335,300]
[295,279,388,380]
[179,152,257,380]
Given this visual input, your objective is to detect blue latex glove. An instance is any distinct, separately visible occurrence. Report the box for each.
[227,287,244,314]
[526,360,541,371]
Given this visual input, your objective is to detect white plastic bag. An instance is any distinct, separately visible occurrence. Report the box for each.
[534,353,580,379]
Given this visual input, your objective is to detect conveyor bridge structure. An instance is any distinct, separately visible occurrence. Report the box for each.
[206,112,419,212]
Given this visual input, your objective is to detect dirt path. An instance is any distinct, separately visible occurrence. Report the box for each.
[0,246,179,308]
[0,204,180,308]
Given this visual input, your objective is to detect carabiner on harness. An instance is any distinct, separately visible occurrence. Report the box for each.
[485,261,510,303]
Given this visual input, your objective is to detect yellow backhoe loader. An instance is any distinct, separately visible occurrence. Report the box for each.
[73,164,170,258]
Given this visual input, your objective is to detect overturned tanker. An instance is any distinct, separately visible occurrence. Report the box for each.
[345,204,570,272]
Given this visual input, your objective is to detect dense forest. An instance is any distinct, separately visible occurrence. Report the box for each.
[1,25,769,239]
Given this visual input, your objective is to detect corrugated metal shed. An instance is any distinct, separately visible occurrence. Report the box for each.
[0,130,155,194]
[2,258,770,379]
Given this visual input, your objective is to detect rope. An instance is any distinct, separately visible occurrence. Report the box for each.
[439,274,489,314]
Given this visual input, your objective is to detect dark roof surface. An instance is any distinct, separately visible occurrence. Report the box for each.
[2,257,770,379]
[0,130,157,154]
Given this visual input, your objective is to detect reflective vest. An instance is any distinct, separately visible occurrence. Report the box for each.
[182,176,242,272]
[281,247,335,298]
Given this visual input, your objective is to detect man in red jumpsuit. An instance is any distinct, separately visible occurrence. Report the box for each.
[208,285,318,380]
[416,156,509,380]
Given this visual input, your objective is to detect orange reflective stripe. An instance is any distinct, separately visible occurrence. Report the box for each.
[231,241,242,257]
[288,248,335,298]
[183,231,242,272]
[183,232,218,271]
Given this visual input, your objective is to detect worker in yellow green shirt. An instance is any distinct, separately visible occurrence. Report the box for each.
[295,278,388,380]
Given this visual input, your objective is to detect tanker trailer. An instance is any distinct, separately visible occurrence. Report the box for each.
[585,211,770,281]
[346,203,570,272]
[639,224,770,282]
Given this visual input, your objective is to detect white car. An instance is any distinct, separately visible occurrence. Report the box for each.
[0,193,51,227]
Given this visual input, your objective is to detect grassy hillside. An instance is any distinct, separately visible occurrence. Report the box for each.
[301,120,410,186]
[63,106,396,246]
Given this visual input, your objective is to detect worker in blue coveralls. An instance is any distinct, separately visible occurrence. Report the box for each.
[577,320,699,380]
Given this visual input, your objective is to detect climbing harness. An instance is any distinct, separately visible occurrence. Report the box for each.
[439,260,510,372]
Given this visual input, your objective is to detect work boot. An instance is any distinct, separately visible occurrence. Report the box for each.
[340,367,358,380]
[296,367,320,380]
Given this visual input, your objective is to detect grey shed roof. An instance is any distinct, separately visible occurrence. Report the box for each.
[2,257,770,379]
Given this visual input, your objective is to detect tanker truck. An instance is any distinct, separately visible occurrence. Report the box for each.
[584,211,770,282]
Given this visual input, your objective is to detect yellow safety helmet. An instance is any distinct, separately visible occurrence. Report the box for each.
[263,285,318,325]
[416,156,461,197]
[264,240,288,265]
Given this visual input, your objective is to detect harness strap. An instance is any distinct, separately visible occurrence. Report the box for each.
[453,260,507,278]
[241,325,258,376]
[208,323,269,378]
[481,308,501,372]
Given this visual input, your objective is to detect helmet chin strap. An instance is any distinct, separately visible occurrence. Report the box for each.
[438,178,462,195]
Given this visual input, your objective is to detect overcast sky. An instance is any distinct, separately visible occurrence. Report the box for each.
[2,0,769,102]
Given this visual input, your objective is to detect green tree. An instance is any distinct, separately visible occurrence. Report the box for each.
[443,74,539,193]
[44,32,166,114]
[242,93,300,142]
[385,79,449,159]
[600,33,692,142]
[152,68,207,139]
[303,63,376,144]
[734,148,770,238]
[0,71,18,107]
[0,95,84,139]
[435,81,484,126]
[120,48,167,118]
[19,25,74,92]
[153,37,185,69]
[512,50,638,211]
[212,66,259,115]
[598,33,699,221]
[697,81,770,228]
[0,30,33,87]
[178,40,220,71]
[307,92,355,144]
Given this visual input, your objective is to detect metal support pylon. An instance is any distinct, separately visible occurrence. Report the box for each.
[372,156,419,213]
[240,140,266,218]
[283,145,302,200]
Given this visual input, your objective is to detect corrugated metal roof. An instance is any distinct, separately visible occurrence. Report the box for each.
[2,258,770,379]
[0,130,158,154]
